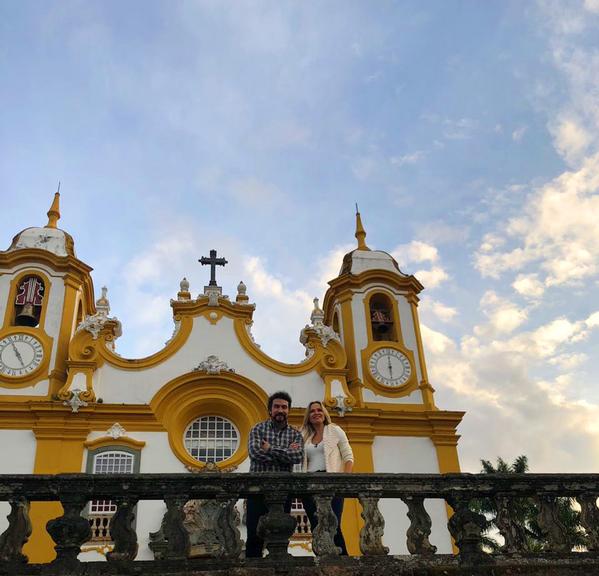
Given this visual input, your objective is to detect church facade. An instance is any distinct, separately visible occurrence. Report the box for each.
[0,193,464,561]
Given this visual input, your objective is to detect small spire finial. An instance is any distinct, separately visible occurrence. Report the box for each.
[354,204,369,250]
[46,183,61,229]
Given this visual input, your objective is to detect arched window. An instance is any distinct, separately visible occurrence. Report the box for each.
[184,416,239,463]
[369,293,397,342]
[14,276,45,327]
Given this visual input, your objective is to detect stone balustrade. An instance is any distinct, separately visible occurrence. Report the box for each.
[0,472,599,575]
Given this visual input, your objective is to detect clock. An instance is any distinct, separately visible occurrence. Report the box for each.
[0,333,44,377]
[368,347,412,387]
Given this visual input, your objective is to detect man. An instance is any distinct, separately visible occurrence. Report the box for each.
[246,390,304,558]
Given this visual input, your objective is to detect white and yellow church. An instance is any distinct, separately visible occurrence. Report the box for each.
[0,193,463,561]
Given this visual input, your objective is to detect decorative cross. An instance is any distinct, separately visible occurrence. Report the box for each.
[199,249,228,286]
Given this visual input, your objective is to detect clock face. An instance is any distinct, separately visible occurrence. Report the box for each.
[0,334,44,377]
[368,347,412,387]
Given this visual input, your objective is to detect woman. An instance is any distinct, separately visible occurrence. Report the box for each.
[301,400,353,555]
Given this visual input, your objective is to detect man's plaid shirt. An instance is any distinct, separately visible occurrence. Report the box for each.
[248,419,304,472]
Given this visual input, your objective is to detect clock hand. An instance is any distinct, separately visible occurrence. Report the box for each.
[387,356,393,378]
[10,338,25,367]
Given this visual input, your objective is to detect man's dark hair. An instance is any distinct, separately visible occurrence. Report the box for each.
[268,390,292,412]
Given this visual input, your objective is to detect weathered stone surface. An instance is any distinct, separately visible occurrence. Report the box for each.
[1,472,599,574]
[311,495,339,557]
[0,497,32,563]
[403,495,436,556]
[107,498,138,562]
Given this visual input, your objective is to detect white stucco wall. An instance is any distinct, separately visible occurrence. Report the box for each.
[94,315,324,407]
[0,430,36,533]
[372,436,452,554]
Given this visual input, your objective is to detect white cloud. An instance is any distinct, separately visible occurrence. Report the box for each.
[392,240,439,265]
[512,126,527,141]
[390,151,425,166]
[414,266,449,288]
[512,273,545,298]
[585,0,599,13]
[477,291,528,335]
[550,116,591,164]
[474,153,599,285]
[421,298,458,322]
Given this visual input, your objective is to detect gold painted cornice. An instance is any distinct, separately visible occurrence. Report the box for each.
[0,400,162,432]
[234,318,348,376]
[67,315,193,371]
[171,296,255,321]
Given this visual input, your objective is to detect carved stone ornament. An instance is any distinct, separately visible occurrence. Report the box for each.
[403,495,437,556]
[77,286,122,342]
[536,495,570,553]
[257,492,297,559]
[359,494,389,556]
[446,495,487,563]
[64,389,88,413]
[107,498,138,562]
[107,423,126,439]
[300,297,340,353]
[494,494,528,554]
[204,285,222,307]
[333,393,352,417]
[578,494,599,552]
[46,495,91,568]
[193,355,235,375]
[0,497,32,563]
[311,496,340,557]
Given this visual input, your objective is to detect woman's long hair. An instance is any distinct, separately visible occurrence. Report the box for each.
[301,400,332,440]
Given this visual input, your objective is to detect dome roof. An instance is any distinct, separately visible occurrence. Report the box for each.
[3,191,76,257]
[339,210,406,277]
[340,248,404,276]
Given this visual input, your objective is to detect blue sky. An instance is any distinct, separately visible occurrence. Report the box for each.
[2,0,599,473]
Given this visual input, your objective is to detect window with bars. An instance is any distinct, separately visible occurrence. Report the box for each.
[184,416,239,463]
[85,447,140,544]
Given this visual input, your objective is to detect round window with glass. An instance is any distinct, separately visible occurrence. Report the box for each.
[184,416,239,463]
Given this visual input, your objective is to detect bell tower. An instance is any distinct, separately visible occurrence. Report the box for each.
[0,191,96,397]
[322,210,436,409]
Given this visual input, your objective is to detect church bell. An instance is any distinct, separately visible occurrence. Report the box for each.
[15,303,39,327]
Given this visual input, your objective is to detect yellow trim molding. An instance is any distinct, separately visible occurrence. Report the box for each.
[151,371,269,470]
[84,435,146,451]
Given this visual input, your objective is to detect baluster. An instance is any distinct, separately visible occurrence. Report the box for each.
[162,497,190,560]
[577,494,599,552]
[494,494,528,554]
[46,494,91,568]
[446,495,488,563]
[536,496,570,553]
[0,498,32,563]
[358,494,389,556]
[402,495,436,556]
[106,497,138,562]
[257,492,296,559]
[312,495,340,557]
[217,496,243,559]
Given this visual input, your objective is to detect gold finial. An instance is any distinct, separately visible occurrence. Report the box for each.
[46,183,61,229]
[355,203,370,250]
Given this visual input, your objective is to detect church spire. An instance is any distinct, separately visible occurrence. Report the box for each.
[355,204,370,250]
[46,184,61,229]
